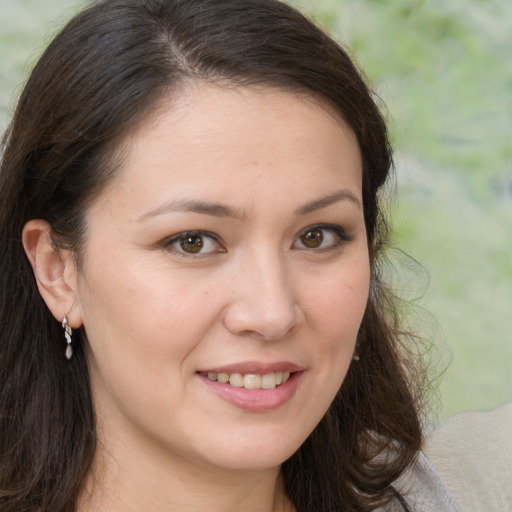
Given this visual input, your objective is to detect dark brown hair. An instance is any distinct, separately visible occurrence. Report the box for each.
[0,1,423,510]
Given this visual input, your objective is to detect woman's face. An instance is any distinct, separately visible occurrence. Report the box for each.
[74,85,370,472]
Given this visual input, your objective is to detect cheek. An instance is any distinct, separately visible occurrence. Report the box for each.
[78,256,222,370]
[290,263,370,439]
[77,262,223,424]
[302,258,370,399]
[308,262,370,340]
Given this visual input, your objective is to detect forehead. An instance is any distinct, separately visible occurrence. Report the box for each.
[94,84,362,216]
[132,83,352,141]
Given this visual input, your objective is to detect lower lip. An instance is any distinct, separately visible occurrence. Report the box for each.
[198,372,302,412]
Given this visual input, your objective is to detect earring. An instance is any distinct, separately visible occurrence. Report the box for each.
[62,316,73,360]
[352,353,360,361]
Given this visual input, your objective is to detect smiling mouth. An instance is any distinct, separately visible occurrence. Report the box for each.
[201,371,292,390]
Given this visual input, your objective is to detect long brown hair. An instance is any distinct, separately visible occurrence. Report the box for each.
[0,1,424,510]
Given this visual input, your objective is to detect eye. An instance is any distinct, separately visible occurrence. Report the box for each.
[165,231,224,256]
[293,224,351,251]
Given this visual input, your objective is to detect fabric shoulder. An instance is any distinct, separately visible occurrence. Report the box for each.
[376,451,461,512]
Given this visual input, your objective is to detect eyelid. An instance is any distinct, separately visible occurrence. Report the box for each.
[164,230,225,256]
[293,223,353,250]
[163,224,351,256]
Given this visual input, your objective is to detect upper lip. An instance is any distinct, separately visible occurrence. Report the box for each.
[197,361,304,374]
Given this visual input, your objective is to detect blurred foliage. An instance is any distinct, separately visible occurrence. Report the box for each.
[1,0,511,422]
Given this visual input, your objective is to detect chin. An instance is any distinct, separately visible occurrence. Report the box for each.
[195,427,310,472]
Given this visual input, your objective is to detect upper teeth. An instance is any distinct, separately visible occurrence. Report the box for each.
[206,371,291,390]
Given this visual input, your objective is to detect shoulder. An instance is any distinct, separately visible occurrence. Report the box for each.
[424,402,512,512]
[375,452,461,512]
[395,452,460,512]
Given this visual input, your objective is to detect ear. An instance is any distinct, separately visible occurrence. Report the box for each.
[22,219,82,328]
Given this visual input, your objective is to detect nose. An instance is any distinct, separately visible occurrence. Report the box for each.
[222,252,303,340]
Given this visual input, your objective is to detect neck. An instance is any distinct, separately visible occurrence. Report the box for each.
[78,434,294,512]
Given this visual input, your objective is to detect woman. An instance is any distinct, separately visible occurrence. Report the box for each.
[0,0,459,510]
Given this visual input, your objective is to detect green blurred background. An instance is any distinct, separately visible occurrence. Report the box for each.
[1,0,510,424]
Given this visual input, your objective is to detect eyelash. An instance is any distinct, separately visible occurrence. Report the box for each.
[164,230,225,257]
[293,224,353,251]
[164,224,352,257]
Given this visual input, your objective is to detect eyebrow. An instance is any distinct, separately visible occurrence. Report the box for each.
[138,199,244,222]
[138,189,361,222]
[294,189,361,215]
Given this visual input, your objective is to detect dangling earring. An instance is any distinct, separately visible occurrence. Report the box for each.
[62,316,73,360]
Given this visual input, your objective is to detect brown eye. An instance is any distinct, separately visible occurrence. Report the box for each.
[166,231,223,256]
[180,235,204,253]
[300,228,324,248]
[293,224,351,251]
